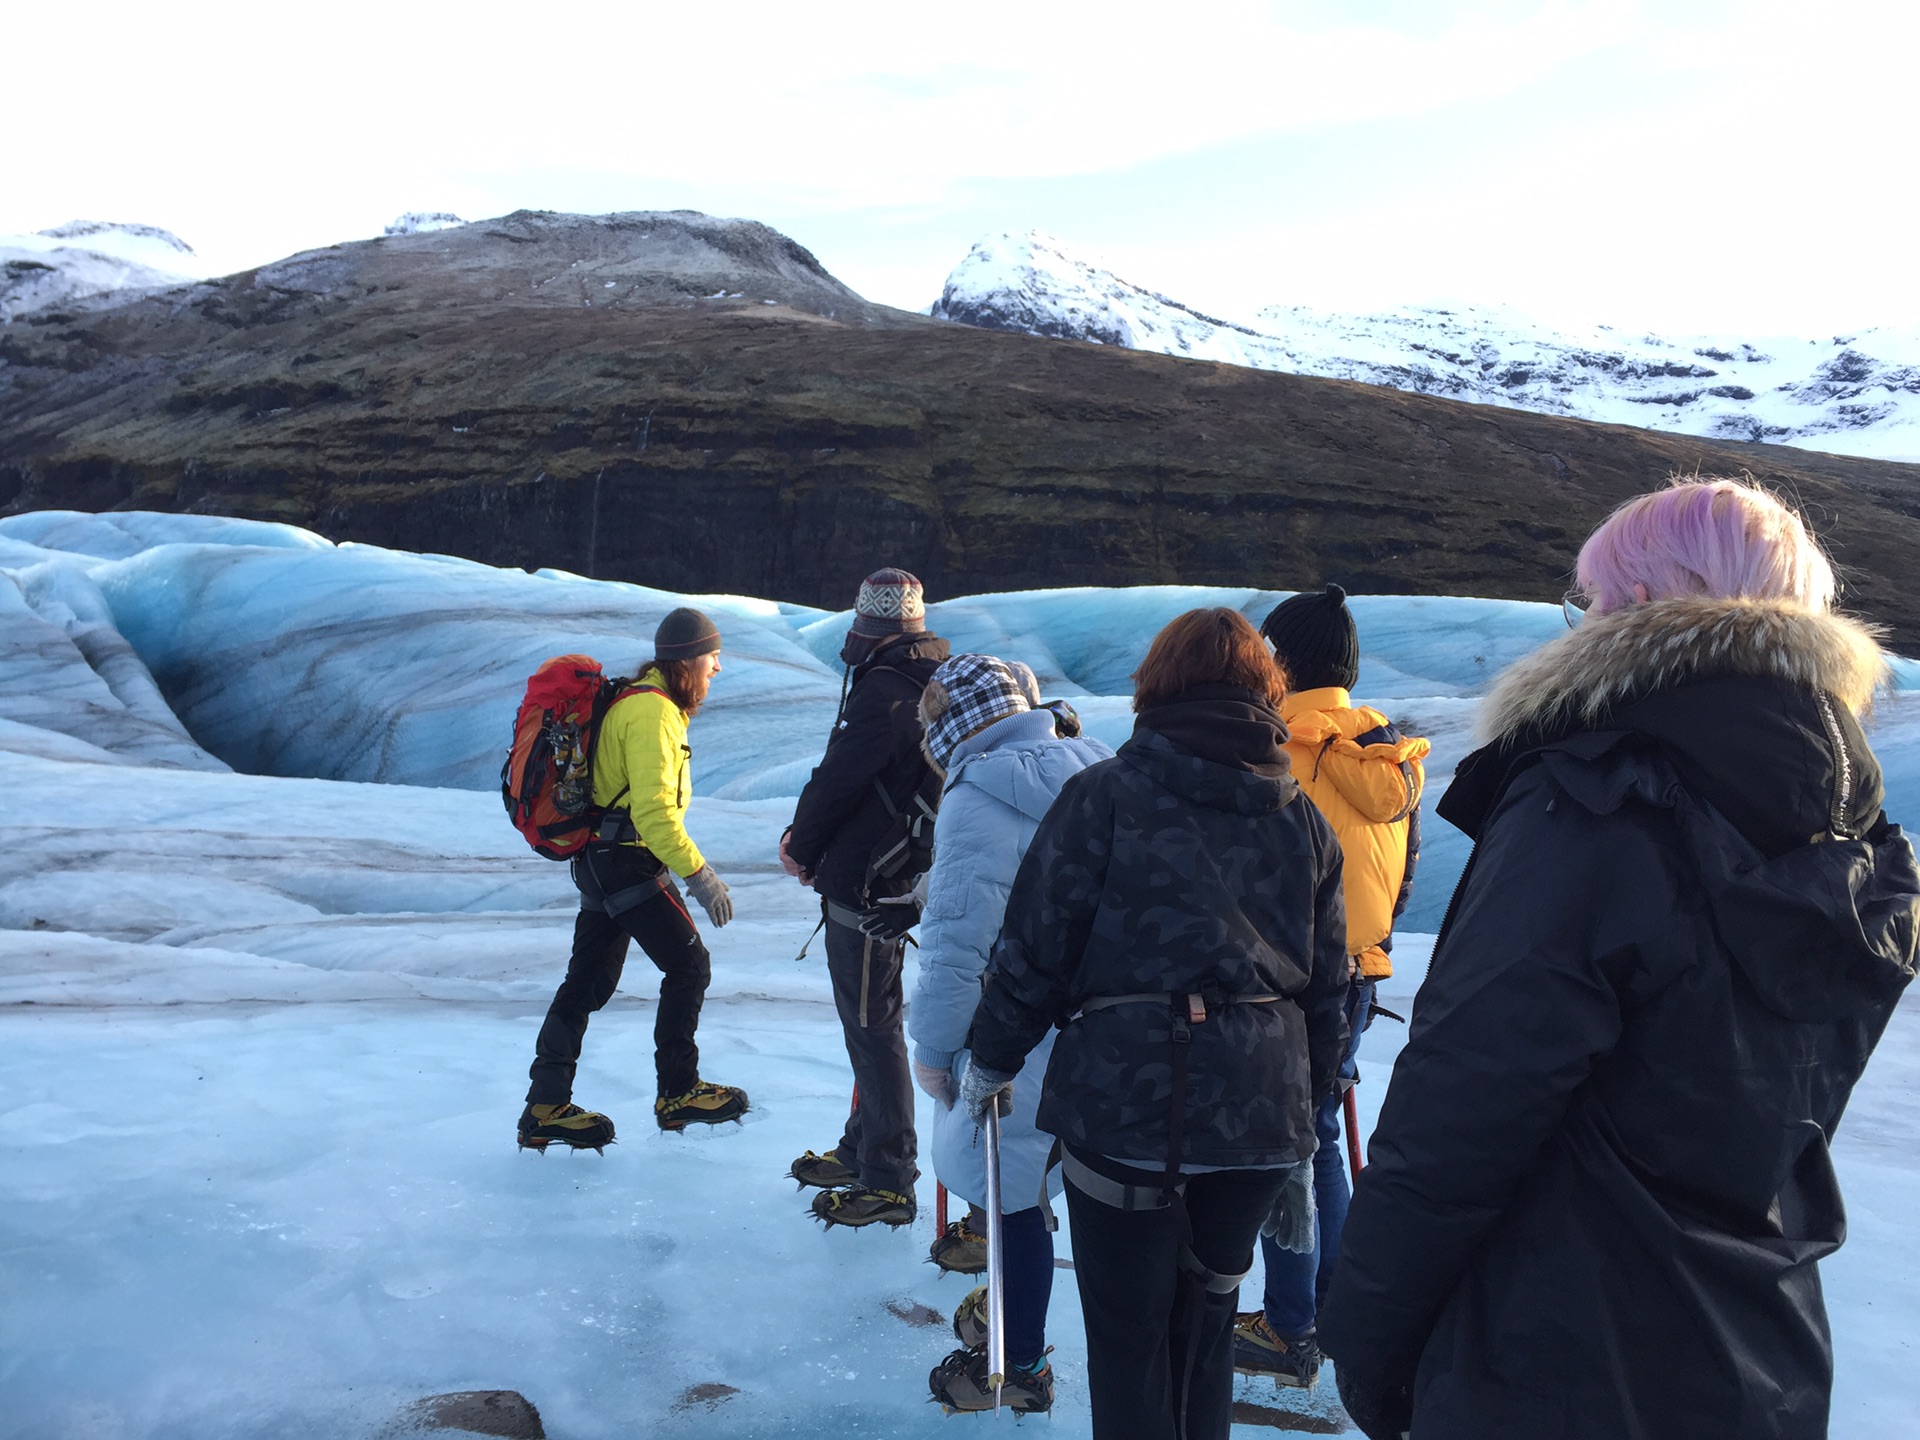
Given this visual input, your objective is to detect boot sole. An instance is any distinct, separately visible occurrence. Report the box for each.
[814,1211,916,1229]
[927,1251,988,1275]
[790,1171,858,1189]
[1231,1361,1317,1388]
[656,1108,748,1132]
[517,1138,612,1153]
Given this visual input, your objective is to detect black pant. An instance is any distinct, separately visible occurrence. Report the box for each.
[526,844,711,1105]
[825,915,917,1194]
[1064,1149,1289,1440]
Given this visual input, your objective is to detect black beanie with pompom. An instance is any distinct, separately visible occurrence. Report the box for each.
[1260,583,1359,692]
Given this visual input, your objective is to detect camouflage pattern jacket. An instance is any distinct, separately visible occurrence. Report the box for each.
[968,686,1351,1168]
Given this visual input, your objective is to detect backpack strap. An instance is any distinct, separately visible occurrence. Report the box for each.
[588,682,674,845]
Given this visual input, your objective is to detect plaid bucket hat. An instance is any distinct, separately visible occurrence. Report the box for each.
[922,654,1033,772]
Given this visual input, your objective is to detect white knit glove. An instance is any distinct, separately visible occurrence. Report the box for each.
[684,864,733,927]
[913,1060,956,1108]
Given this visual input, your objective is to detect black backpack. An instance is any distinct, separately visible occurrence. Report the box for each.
[863,766,941,902]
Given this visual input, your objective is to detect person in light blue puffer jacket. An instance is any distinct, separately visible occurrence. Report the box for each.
[910,653,1112,1413]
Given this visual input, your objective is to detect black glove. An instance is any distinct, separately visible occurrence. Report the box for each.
[1335,1363,1413,1440]
[858,892,921,940]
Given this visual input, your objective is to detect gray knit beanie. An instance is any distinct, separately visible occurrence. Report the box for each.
[654,607,722,660]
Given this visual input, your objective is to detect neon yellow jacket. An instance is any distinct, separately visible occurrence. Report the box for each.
[1282,687,1430,978]
[591,667,704,878]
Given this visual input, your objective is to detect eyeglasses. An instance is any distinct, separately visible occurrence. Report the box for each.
[1562,588,1593,629]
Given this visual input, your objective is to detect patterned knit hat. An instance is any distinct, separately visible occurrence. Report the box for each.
[1260,583,1359,692]
[850,567,927,639]
[921,654,1032,771]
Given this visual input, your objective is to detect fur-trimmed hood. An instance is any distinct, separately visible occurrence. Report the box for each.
[1479,598,1888,745]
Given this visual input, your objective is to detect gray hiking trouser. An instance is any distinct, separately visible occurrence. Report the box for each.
[825,914,918,1195]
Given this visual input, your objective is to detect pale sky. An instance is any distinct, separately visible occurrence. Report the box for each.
[10,0,1919,336]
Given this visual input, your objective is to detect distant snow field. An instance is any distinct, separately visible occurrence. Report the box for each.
[931,232,1920,463]
[1,512,1914,1437]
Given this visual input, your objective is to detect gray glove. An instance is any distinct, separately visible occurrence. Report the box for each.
[1260,1156,1317,1253]
[684,864,732,927]
[859,892,921,941]
[957,1059,1016,1126]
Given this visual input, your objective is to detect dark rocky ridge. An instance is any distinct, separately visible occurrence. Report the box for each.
[4,210,1918,646]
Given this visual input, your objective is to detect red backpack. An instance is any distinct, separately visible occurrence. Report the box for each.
[501,655,658,860]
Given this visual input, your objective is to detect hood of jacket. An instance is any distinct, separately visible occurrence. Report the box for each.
[1478,597,1886,741]
[1447,596,1917,1024]
[1282,687,1432,825]
[946,709,1113,824]
[1124,686,1300,817]
[855,631,951,678]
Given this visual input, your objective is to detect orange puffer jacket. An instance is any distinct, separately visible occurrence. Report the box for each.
[1282,687,1429,977]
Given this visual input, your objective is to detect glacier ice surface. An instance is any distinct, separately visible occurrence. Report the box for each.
[0,514,1915,1437]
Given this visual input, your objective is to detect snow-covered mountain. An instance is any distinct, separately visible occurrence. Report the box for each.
[0,220,200,322]
[930,232,1920,463]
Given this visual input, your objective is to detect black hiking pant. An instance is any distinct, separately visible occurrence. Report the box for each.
[825,913,917,1195]
[526,843,710,1105]
[1064,1148,1288,1440]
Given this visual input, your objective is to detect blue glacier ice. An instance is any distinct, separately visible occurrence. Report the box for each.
[1,512,1916,1438]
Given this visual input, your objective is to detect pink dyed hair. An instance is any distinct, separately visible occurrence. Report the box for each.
[1576,478,1837,615]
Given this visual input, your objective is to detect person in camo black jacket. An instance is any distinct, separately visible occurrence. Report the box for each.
[960,607,1350,1440]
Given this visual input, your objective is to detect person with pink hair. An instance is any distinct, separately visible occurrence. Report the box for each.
[1318,478,1919,1440]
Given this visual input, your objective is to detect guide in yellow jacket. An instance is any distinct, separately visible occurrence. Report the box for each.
[517,607,749,1151]
[1236,583,1430,1389]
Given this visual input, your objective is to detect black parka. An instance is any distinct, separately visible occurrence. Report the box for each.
[1319,598,1920,1440]
[968,685,1350,1167]
[787,632,950,908]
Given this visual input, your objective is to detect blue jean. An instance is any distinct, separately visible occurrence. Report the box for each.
[1001,1204,1055,1367]
[1262,978,1374,1338]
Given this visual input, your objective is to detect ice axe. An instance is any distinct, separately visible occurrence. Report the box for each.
[982,1104,1008,1412]
[1343,1081,1365,1188]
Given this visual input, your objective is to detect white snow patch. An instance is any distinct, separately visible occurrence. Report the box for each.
[385,212,467,235]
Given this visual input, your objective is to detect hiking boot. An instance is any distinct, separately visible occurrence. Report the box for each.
[654,1080,749,1131]
[928,1215,988,1274]
[1232,1312,1321,1387]
[810,1184,916,1228]
[789,1148,857,1189]
[517,1102,615,1152]
[952,1285,988,1350]
[929,1346,1053,1414]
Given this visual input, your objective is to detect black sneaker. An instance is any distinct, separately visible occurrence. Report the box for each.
[928,1215,988,1274]
[930,1346,1053,1414]
[811,1185,916,1229]
[1232,1312,1321,1388]
[654,1080,748,1131]
[789,1148,857,1189]
[517,1102,615,1152]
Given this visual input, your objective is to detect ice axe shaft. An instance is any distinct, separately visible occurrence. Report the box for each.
[1343,1083,1364,1188]
[983,1105,1007,1411]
